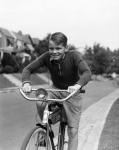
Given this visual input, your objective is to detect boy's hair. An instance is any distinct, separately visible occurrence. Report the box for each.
[49,32,68,47]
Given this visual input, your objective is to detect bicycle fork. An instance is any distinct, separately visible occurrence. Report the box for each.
[57,122,66,150]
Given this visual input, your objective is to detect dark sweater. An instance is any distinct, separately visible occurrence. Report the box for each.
[22,50,91,89]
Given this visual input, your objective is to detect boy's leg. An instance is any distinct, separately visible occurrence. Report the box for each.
[63,93,82,150]
[67,127,78,150]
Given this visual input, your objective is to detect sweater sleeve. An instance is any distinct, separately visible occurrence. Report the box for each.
[74,51,92,87]
[22,52,48,84]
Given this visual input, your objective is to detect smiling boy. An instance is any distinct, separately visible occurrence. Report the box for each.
[22,32,91,150]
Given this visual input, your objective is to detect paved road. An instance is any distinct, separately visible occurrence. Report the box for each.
[0,73,117,150]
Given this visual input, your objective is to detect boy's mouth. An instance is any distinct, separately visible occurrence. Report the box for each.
[50,54,61,60]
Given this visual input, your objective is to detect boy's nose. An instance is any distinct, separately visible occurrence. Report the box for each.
[52,49,57,53]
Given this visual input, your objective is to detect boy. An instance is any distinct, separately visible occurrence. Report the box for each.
[22,32,91,150]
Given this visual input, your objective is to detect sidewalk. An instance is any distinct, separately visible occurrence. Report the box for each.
[77,88,119,150]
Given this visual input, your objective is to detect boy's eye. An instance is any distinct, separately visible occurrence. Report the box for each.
[49,47,61,50]
[56,47,61,50]
[49,47,54,50]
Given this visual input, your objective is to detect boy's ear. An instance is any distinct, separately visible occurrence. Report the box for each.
[65,45,69,52]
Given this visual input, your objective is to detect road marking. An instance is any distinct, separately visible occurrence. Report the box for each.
[0,84,49,93]
[78,88,119,150]
[0,74,50,93]
[3,74,22,87]
[2,73,51,88]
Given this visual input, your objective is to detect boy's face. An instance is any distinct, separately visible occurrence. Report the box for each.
[49,40,66,60]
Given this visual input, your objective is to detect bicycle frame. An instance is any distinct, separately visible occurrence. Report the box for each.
[35,104,67,150]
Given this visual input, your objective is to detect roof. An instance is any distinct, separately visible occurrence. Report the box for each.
[22,34,31,44]
[12,31,23,41]
[0,27,38,45]
[32,38,40,45]
[0,27,13,38]
[13,32,31,44]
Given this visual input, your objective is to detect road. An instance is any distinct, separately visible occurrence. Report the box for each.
[0,74,117,150]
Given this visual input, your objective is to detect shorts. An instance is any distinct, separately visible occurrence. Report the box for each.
[36,89,82,128]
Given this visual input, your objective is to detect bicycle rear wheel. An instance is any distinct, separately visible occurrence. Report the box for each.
[20,126,53,150]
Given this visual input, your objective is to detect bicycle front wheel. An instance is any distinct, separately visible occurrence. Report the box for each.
[57,123,66,150]
[20,126,53,150]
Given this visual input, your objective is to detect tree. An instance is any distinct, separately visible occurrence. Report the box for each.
[110,49,119,73]
[83,44,111,74]
[35,33,51,56]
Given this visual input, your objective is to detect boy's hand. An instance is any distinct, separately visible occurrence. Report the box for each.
[22,83,32,93]
[68,84,81,93]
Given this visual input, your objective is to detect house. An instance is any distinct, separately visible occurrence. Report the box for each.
[0,27,14,47]
[12,31,34,51]
[0,27,35,52]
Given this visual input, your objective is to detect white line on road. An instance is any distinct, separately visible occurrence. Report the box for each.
[1,74,50,93]
[3,74,22,87]
[2,73,51,88]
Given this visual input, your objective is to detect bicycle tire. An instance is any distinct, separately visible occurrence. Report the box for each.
[57,123,66,150]
[20,126,54,150]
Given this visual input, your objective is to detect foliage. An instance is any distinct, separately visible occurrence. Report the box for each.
[83,43,119,75]
[35,33,51,56]
[68,44,77,51]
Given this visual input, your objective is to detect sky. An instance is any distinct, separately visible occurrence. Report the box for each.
[0,0,119,51]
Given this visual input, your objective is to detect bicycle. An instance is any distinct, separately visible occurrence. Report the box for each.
[20,87,85,150]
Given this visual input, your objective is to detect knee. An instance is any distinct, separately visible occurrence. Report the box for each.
[68,127,78,139]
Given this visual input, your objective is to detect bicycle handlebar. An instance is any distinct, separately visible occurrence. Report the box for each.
[19,88,85,102]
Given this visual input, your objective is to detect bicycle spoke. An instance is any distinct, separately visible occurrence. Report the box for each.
[20,127,53,150]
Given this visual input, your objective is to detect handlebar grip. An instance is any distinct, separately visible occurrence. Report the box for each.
[79,89,85,93]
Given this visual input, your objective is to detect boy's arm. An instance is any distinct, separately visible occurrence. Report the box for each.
[22,52,48,84]
[74,51,92,87]
[77,60,91,86]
